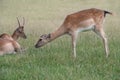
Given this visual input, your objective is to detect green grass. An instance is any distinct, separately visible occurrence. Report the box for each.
[0,0,120,80]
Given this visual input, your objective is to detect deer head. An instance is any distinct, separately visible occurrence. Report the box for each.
[35,34,51,48]
[12,17,27,40]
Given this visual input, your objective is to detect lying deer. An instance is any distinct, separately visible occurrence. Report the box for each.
[0,38,21,55]
[0,17,27,40]
[0,18,27,55]
[35,8,113,58]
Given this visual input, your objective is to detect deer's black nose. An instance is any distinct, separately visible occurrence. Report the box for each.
[35,44,39,48]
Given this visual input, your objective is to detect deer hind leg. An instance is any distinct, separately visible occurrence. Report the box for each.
[71,31,78,58]
[93,26,109,57]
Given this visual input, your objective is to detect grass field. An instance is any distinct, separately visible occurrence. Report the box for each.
[0,0,120,80]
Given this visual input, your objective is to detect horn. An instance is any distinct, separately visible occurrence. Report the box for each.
[23,17,25,26]
[17,17,21,27]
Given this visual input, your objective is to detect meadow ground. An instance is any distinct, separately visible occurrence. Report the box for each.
[0,0,120,80]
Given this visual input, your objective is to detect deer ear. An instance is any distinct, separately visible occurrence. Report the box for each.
[47,34,51,38]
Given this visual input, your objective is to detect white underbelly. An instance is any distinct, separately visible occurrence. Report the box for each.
[77,18,95,32]
[77,25,95,33]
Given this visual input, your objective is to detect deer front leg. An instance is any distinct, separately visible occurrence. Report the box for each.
[71,31,78,58]
[14,48,22,53]
[15,47,27,53]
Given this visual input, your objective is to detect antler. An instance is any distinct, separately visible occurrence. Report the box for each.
[23,17,25,26]
[17,17,21,26]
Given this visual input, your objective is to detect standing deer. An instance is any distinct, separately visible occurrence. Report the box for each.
[0,18,27,55]
[35,8,112,58]
[0,17,27,41]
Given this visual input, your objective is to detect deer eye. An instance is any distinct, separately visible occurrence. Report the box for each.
[39,39,42,41]
[18,30,22,33]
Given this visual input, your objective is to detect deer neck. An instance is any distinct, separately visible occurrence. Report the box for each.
[49,26,67,41]
[12,32,19,41]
